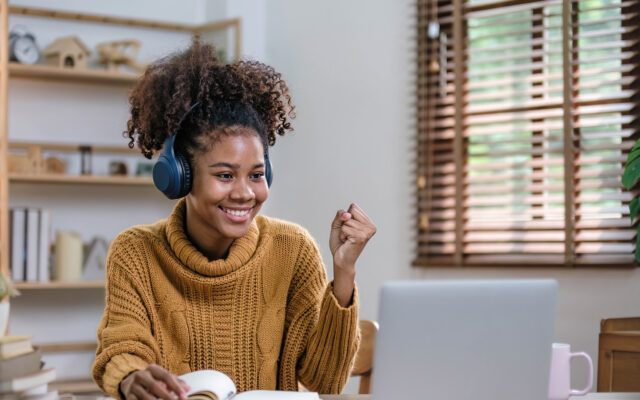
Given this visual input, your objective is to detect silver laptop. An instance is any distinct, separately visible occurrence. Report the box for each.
[371,279,557,400]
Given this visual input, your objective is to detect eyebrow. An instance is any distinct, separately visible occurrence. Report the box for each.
[208,162,265,169]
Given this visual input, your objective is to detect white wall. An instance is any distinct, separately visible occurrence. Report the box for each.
[264,0,415,320]
[263,0,640,392]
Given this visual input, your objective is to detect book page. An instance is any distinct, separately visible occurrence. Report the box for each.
[234,391,319,400]
[179,370,237,400]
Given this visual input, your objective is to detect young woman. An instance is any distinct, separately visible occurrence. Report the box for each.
[91,39,376,400]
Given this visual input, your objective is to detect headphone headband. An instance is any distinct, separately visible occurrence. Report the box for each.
[178,102,200,126]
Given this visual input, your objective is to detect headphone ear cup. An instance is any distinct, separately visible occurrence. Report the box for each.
[265,152,273,188]
[153,134,187,199]
[177,154,192,196]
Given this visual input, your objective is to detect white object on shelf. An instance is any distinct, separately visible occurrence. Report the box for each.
[25,209,39,282]
[54,231,83,282]
[10,208,26,282]
[38,209,51,282]
[0,302,8,337]
[82,237,108,281]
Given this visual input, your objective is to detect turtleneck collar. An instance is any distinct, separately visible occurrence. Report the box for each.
[165,199,260,277]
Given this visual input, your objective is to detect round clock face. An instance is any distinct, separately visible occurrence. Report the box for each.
[13,36,39,65]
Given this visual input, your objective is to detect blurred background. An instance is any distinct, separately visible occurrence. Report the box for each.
[3,0,639,394]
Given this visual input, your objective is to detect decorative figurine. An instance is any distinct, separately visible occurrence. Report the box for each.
[96,40,148,73]
[43,36,91,69]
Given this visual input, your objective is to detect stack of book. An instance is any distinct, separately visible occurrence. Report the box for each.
[9,208,52,283]
[0,336,57,400]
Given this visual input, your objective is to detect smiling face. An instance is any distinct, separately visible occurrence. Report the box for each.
[185,127,269,259]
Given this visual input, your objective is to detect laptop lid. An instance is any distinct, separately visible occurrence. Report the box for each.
[371,279,557,400]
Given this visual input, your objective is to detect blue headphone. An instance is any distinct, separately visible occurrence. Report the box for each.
[152,102,273,199]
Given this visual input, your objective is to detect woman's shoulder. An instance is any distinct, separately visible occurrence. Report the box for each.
[255,215,316,245]
[255,215,324,278]
[109,219,167,253]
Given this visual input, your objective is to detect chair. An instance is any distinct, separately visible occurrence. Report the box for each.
[351,320,379,394]
[597,317,640,392]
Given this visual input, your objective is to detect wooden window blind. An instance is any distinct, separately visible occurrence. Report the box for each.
[415,0,639,267]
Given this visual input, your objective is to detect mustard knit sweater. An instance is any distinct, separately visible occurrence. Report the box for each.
[91,200,359,398]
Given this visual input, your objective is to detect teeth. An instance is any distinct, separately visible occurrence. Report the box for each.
[224,208,250,217]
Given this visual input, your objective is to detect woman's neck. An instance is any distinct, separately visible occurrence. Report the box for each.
[184,201,234,261]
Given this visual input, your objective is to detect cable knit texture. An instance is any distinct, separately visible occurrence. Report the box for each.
[92,199,359,398]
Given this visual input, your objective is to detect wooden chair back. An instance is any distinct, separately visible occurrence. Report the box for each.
[598,317,640,392]
[351,320,379,394]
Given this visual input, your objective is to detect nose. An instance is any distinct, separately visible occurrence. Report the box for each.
[229,177,254,202]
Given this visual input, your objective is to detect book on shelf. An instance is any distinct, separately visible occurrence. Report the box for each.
[10,208,26,282]
[0,347,42,382]
[0,336,33,361]
[9,207,52,283]
[37,210,51,283]
[25,209,39,283]
[0,369,56,394]
[179,370,318,400]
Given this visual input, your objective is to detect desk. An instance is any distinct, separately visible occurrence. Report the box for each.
[319,394,640,400]
[73,392,640,400]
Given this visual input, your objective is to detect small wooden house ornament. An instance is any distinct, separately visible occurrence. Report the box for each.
[82,237,109,281]
[43,36,90,69]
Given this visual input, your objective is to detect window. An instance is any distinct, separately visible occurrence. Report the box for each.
[415,0,639,267]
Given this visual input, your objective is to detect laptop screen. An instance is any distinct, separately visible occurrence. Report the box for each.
[371,279,557,400]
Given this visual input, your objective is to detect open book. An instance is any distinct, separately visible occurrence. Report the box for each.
[179,370,319,400]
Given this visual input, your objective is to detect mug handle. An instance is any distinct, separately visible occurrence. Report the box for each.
[570,352,593,396]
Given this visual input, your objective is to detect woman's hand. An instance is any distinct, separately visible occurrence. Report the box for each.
[329,203,376,307]
[120,364,190,400]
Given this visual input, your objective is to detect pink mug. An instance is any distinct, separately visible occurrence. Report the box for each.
[548,343,593,400]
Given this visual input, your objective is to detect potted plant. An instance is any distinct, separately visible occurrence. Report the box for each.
[622,140,640,262]
[0,270,19,337]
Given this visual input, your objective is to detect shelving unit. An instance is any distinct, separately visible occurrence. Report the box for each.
[9,62,139,85]
[14,281,105,290]
[0,3,242,277]
[8,140,155,186]
[49,379,102,395]
[0,3,243,392]
[10,174,153,186]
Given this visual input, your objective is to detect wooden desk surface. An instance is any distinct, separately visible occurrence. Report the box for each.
[74,392,640,400]
[319,394,640,400]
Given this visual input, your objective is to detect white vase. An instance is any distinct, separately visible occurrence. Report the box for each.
[0,302,9,337]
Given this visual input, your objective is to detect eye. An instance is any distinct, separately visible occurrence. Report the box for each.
[216,173,233,181]
[251,172,265,180]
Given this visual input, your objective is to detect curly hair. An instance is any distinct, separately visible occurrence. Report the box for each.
[125,37,295,161]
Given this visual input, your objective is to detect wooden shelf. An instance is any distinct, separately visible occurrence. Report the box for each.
[9,62,139,85]
[14,281,105,289]
[10,141,140,154]
[38,341,97,353]
[10,173,153,186]
[49,379,102,394]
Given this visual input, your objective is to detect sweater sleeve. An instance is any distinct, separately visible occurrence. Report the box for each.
[91,235,159,399]
[279,235,360,394]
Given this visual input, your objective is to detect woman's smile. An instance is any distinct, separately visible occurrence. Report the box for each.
[219,206,254,222]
